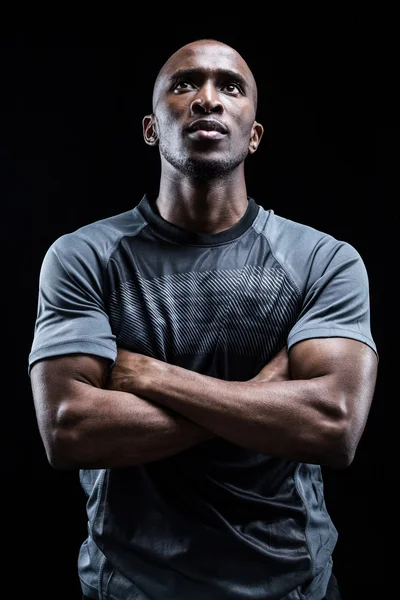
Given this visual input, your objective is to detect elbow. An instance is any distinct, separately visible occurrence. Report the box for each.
[45,426,81,470]
[320,402,360,470]
[44,402,83,470]
[326,447,355,470]
[332,431,358,469]
[322,416,358,470]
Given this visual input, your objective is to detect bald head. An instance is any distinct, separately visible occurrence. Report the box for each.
[152,39,258,113]
[142,37,264,180]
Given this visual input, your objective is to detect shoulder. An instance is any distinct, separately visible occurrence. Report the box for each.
[43,205,147,271]
[252,204,365,290]
[254,205,349,257]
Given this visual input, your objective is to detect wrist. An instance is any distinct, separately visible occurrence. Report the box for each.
[126,353,156,395]
[107,350,155,395]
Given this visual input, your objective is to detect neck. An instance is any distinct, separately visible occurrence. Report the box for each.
[154,163,249,235]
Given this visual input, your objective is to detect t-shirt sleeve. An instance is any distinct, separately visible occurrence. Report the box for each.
[287,241,378,357]
[28,233,117,376]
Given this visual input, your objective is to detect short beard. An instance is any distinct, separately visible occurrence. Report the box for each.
[159,142,249,181]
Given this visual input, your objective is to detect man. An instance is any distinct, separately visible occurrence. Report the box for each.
[28,39,378,600]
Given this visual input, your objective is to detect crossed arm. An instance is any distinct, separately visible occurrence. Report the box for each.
[30,336,377,471]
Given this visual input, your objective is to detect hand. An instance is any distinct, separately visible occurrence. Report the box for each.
[106,348,152,394]
[249,346,290,383]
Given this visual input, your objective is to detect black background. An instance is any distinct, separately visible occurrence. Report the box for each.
[2,9,390,600]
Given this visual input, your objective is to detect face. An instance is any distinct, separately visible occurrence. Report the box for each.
[143,41,263,179]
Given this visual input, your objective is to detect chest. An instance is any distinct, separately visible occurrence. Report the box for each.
[106,259,300,363]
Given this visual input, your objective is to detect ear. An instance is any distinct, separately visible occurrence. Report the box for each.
[142,114,159,146]
[248,121,264,154]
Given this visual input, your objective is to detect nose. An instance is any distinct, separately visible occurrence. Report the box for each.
[190,81,223,115]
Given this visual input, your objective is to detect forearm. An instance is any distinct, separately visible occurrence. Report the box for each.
[122,358,345,467]
[162,369,323,459]
[52,383,215,469]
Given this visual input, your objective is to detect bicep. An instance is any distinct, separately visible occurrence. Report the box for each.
[30,353,111,426]
[289,337,377,380]
[288,337,378,422]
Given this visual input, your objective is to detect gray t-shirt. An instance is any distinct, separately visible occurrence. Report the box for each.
[28,194,377,600]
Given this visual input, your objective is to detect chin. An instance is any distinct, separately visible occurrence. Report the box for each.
[181,157,234,179]
[160,143,247,179]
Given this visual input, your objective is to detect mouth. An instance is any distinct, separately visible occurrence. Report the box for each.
[185,118,228,141]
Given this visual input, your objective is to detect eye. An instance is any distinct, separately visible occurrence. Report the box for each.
[173,80,196,92]
[222,82,242,94]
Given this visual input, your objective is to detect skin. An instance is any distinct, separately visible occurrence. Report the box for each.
[142,39,263,234]
[30,40,378,471]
